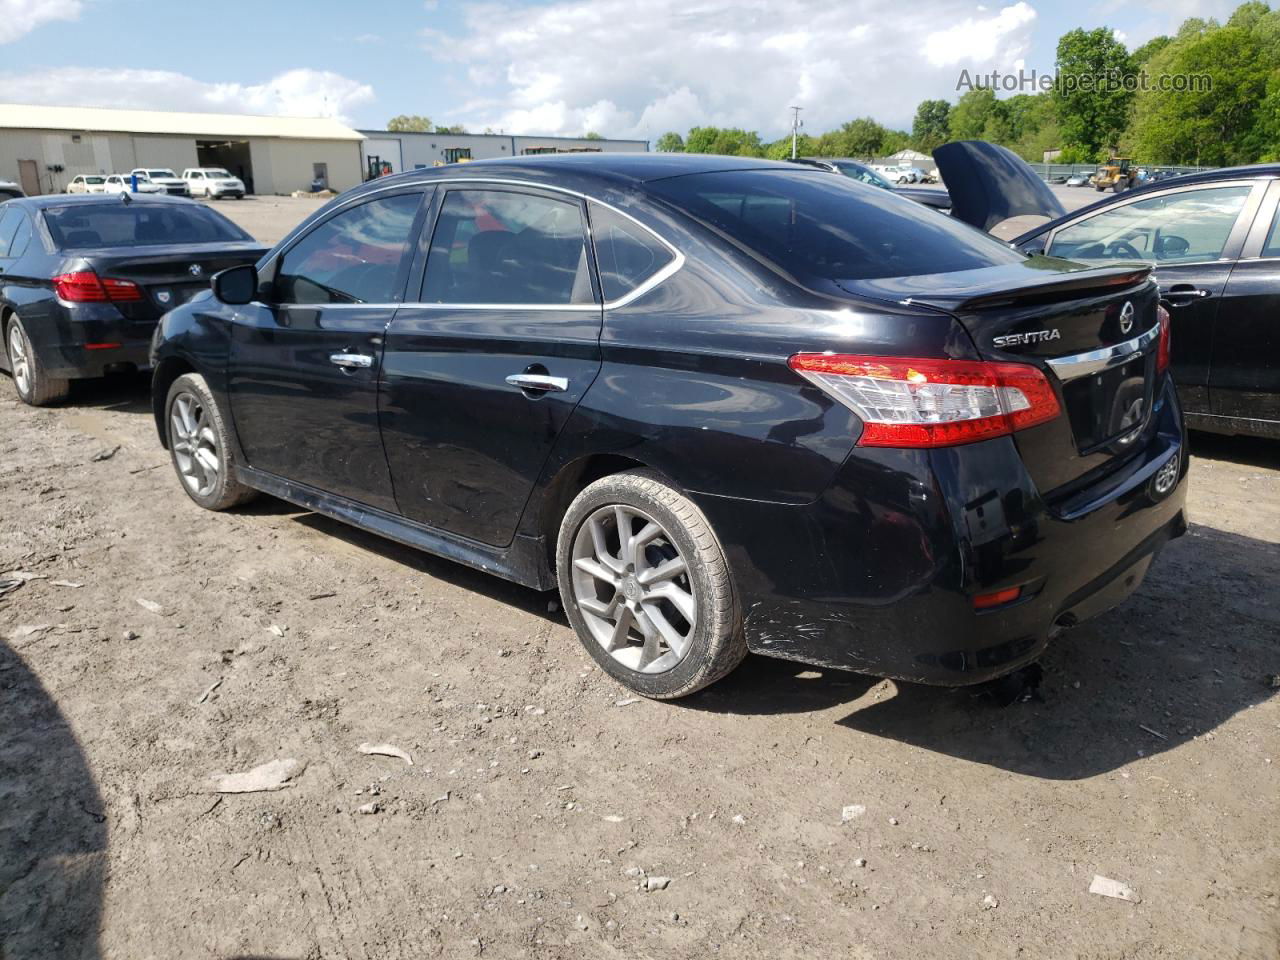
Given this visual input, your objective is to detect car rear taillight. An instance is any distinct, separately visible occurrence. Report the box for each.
[53,271,142,303]
[788,353,1062,448]
[1156,303,1171,374]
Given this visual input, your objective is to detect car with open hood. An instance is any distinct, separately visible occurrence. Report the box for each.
[148,152,1187,700]
[0,193,266,405]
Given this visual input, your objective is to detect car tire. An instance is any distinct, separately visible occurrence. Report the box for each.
[164,372,257,511]
[5,315,69,406]
[556,469,747,699]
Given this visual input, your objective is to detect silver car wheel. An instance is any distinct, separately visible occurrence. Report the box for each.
[570,504,697,674]
[170,391,221,497]
[8,325,30,396]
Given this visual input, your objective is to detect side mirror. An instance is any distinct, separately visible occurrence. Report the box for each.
[211,264,257,305]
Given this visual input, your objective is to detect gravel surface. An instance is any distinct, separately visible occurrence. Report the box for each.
[1,192,1277,959]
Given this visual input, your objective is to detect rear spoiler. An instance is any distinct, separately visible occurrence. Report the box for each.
[905,265,1153,311]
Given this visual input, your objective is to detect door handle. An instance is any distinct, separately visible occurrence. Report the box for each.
[505,373,568,393]
[330,352,374,369]
[1163,285,1210,307]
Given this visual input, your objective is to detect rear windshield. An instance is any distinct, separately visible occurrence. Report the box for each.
[42,203,250,249]
[647,168,1024,282]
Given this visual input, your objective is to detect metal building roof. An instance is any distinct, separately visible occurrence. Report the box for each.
[0,103,365,141]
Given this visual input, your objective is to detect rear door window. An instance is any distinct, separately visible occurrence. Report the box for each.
[647,168,1024,282]
[275,192,422,305]
[1047,185,1252,263]
[421,188,594,305]
[588,202,675,303]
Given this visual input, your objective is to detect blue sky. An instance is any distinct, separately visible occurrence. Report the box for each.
[0,0,1244,140]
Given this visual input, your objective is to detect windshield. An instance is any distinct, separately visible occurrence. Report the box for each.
[649,168,1024,282]
[84,176,106,184]
[42,203,251,249]
[831,161,892,190]
[146,170,177,179]
[204,169,234,179]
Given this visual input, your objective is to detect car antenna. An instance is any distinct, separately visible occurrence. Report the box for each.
[120,191,132,205]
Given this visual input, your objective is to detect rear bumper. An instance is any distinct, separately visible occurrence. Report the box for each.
[27,303,157,379]
[696,377,1188,685]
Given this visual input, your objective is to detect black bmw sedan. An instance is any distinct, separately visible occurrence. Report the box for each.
[0,193,266,405]
[149,153,1188,699]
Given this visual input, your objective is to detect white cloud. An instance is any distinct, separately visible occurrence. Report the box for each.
[0,0,82,44]
[921,2,1036,67]
[424,0,1039,139]
[0,67,375,120]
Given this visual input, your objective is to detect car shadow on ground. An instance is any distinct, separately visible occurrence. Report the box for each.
[64,371,153,415]
[685,520,1279,781]
[279,505,567,625]
[0,638,106,959]
[1189,429,1280,470]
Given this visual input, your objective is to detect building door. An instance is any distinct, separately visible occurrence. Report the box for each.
[312,163,329,190]
[17,160,40,196]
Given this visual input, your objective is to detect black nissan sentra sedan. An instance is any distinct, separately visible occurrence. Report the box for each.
[0,193,265,404]
[148,153,1188,699]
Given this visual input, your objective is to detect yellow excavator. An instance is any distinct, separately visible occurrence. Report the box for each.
[1093,157,1138,193]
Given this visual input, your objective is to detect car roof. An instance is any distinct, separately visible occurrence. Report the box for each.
[368,152,804,193]
[1013,163,1280,244]
[10,192,197,210]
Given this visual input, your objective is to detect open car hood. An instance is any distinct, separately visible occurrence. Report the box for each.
[932,140,1065,232]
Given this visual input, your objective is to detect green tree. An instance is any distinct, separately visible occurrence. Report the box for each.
[1130,34,1172,67]
[765,133,817,160]
[949,88,1004,140]
[684,126,766,157]
[911,99,951,151]
[1132,21,1270,164]
[1054,27,1135,154]
[655,131,685,152]
[584,131,604,140]
[386,114,433,132]
[435,124,467,134]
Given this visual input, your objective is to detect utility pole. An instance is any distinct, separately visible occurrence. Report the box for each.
[790,106,803,159]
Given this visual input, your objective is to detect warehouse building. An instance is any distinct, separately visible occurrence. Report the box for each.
[0,103,364,196]
[359,129,648,179]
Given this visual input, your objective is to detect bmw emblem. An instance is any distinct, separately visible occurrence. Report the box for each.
[1119,301,1135,335]
[188,263,204,278]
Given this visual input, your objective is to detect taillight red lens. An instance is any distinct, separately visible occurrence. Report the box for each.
[52,271,141,303]
[53,271,108,302]
[788,354,1062,448]
[1156,303,1171,374]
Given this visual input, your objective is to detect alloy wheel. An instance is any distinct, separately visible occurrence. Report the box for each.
[570,504,697,674]
[170,392,221,497]
[8,325,30,397]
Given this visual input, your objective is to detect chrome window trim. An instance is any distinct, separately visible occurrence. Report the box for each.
[1045,322,1161,381]
[348,176,687,311]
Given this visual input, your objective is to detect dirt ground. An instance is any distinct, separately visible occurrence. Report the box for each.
[2,193,1278,960]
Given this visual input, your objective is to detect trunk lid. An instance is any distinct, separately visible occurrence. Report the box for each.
[69,242,267,321]
[840,258,1163,497]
